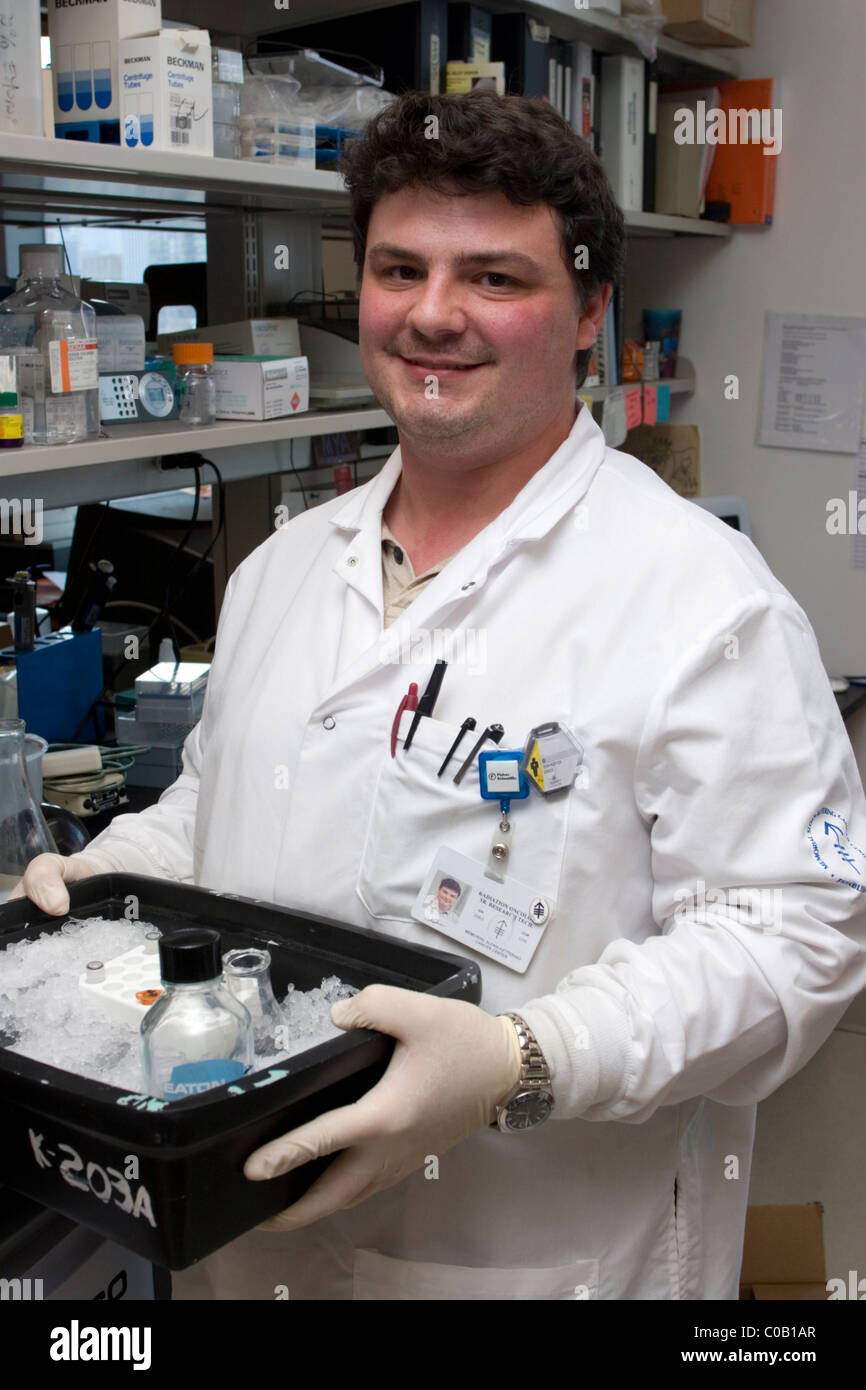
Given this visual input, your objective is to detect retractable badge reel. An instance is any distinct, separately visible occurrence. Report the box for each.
[478,748,530,879]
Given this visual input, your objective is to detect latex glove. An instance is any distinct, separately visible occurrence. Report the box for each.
[245,984,523,1231]
[8,849,116,916]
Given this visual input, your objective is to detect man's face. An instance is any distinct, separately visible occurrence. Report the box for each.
[358,184,603,462]
[437,884,459,913]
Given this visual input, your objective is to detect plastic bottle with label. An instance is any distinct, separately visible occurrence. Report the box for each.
[0,245,99,445]
[142,928,254,1102]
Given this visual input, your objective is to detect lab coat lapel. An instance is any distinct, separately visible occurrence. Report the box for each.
[321,404,607,701]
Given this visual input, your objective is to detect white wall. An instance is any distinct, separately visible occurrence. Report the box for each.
[625,0,866,684]
[625,0,866,1278]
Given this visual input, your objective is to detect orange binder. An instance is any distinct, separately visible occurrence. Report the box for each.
[704,78,778,225]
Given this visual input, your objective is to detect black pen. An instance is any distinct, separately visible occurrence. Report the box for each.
[437,717,477,777]
[403,660,448,753]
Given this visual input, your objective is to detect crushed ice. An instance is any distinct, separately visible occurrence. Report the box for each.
[0,916,358,1096]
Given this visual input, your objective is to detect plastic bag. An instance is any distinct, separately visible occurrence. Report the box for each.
[622,16,668,61]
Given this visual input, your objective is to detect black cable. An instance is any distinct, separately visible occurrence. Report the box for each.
[174,459,225,591]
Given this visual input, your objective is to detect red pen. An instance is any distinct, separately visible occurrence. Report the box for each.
[390,682,419,757]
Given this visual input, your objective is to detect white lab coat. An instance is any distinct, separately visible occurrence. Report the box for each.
[83,404,866,1300]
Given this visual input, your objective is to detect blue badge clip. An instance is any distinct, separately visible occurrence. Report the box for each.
[478,749,530,816]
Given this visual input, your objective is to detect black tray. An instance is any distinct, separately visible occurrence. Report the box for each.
[0,875,482,1270]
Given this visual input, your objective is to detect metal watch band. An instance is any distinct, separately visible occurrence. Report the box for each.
[501,1011,552,1091]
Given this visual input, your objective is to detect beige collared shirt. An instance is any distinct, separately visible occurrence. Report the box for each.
[381,518,461,629]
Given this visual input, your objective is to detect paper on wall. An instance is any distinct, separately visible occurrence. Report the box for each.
[758,313,866,454]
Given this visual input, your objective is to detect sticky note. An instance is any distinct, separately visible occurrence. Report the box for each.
[624,386,643,431]
[657,384,671,423]
[643,384,657,426]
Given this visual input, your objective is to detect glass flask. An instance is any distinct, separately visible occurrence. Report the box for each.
[0,245,100,445]
[142,928,253,1101]
[0,718,57,901]
[222,946,285,1054]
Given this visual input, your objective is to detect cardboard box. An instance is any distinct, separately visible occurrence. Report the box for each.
[739,1204,828,1300]
[158,319,301,358]
[662,1,753,47]
[47,0,162,142]
[96,316,147,373]
[211,355,309,421]
[82,280,151,323]
[118,28,212,155]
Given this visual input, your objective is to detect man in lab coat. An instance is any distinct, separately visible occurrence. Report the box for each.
[15,91,866,1300]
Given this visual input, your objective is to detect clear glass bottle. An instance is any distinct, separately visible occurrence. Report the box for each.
[142,927,253,1101]
[0,245,99,446]
[223,946,285,1054]
[0,717,57,901]
[173,342,216,426]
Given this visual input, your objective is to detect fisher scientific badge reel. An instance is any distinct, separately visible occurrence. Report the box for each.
[411,746,560,974]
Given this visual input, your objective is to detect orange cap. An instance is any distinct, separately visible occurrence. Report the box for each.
[173,341,214,364]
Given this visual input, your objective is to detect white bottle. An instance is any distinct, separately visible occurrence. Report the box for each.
[0,245,99,445]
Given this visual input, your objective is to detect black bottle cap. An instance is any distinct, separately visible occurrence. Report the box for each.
[158,927,222,984]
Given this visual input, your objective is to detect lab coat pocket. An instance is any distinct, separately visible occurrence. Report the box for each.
[353,1248,599,1300]
[356,709,571,925]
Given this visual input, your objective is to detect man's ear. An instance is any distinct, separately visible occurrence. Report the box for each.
[575,283,614,351]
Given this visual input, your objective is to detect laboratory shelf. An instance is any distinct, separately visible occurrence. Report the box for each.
[0,132,731,238]
[0,405,393,480]
[586,363,695,401]
[171,0,740,79]
[624,211,732,238]
[2,365,694,481]
[0,132,350,219]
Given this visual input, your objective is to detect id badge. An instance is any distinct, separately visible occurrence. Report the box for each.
[411,847,552,974]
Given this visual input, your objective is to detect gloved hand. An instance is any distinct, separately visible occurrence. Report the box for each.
[245,984,524,1231]
[8,850,116,916]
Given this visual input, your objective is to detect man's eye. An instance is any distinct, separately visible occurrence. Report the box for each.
[382,267,516,287]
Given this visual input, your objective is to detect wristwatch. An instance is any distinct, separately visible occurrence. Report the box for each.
[491,1012,555,1133]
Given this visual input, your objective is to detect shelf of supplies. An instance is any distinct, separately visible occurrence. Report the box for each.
[171,0,740,78]
[0,405,393,480]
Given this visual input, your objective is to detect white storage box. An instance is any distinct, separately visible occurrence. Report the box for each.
[118,27,212,155]
[211,355,310,421]
[47,0,162,142]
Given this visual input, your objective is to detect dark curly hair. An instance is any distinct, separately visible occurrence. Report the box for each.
[339,89,626,389]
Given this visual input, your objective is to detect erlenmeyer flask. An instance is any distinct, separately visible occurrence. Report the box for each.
[222,947,285,1055]
[0,718,57,900]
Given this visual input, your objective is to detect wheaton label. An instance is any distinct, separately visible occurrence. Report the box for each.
[166,1058,246,1099]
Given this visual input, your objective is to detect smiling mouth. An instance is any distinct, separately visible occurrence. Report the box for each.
[400,357,484,370]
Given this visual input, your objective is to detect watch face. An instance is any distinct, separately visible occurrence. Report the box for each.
[504,1090,553,1131]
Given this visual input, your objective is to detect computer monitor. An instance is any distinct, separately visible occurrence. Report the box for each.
[692,495,752,538]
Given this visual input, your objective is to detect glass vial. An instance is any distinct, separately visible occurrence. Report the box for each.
[142,927,253,1101]
[173,342,216,426]
[223,946,285,1054]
